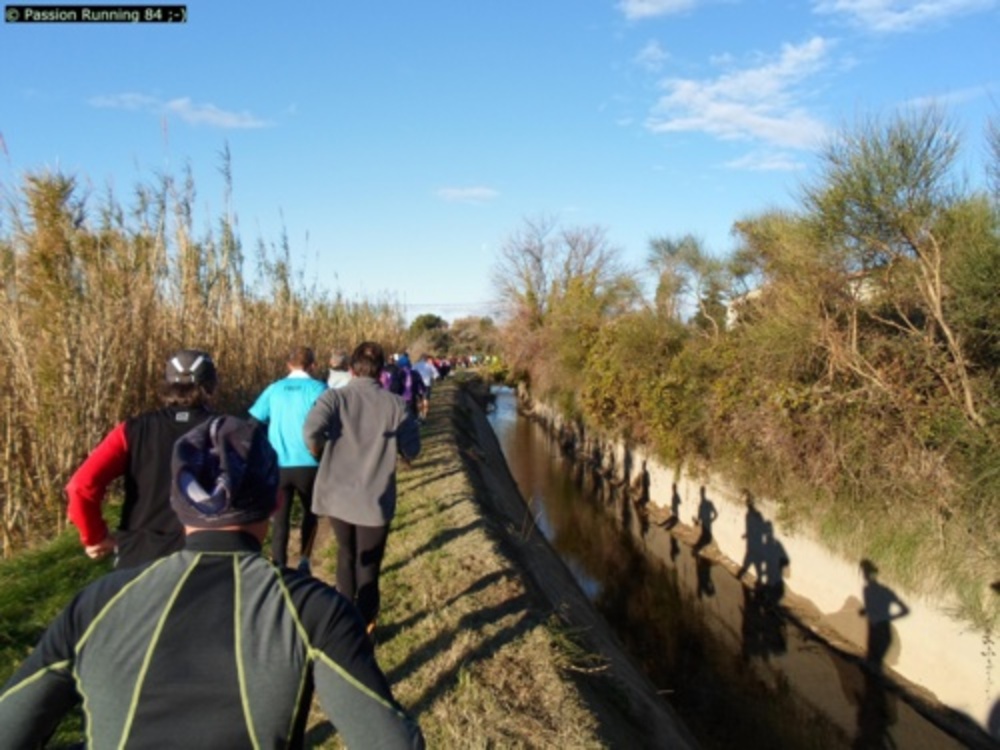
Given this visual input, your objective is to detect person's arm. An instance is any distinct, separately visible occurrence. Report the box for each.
[309,589,424,749]
[247,385,271,424]
[65,422,129,557]
[889,594,910,620]
[396,413,421,462]
[0,601,81,745]
[302,391,336,461]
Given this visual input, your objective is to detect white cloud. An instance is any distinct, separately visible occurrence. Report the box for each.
[618,0,699,20]
[89,93,159,110]
[903,84,993,109]
[813,0,997,32]
[645,37,832,150]
[709,52,736,67]
[724,150,807,171]
[89,93,270,129]
[634,40,670,71]
[435,186,500,204]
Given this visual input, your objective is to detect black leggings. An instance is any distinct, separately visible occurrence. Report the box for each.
[272,466,318,567]
[329,518,389,626]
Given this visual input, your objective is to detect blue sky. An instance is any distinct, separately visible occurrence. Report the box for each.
[1,1,997,322]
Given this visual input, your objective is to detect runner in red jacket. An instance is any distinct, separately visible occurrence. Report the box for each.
[66,349,218,568]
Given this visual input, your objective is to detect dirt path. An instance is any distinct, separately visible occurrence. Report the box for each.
[304,379,696,748]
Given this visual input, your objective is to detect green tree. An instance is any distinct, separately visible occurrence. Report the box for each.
[407,314,450,354]
[409,313,447,340]
[647,234,727,336]
[807,108,985,425]
[448,316,497,356]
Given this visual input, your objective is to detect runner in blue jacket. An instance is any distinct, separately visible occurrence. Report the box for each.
[249,346,327,572]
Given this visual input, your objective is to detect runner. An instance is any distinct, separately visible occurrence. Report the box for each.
[327,349,352,389]
[249,345,326,573]
[65,349,217,568]
[387,352,426,420]
[412,353,440,421]
[304,341,421,637]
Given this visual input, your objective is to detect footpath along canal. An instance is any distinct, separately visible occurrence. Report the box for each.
[303,378,695,748]
[486,385,997,750]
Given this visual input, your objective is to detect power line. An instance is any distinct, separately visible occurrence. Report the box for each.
[402,301,502,312]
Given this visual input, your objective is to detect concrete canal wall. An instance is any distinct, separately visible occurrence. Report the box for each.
[524,393,998,737]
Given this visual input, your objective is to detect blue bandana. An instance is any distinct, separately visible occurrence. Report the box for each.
[171,416,279,528]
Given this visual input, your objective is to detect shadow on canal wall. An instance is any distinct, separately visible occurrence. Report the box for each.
[520,388,998,740]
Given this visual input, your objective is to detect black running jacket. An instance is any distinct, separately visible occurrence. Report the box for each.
[0,531,424,749]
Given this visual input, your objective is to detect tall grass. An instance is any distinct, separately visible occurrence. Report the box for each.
[0,166,406,557]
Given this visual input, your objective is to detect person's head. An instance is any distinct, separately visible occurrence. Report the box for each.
[171,415,280,540]
[329,350,350,372]
[860,558,879,581]
[287,346,316,373]
[159,349,218,408]
[349,341,386,379]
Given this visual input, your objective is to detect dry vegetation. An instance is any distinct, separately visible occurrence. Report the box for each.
[0,162,407,556]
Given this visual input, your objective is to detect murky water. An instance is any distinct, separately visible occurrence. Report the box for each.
[487,387,983,750]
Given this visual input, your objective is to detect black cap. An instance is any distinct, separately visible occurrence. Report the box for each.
[170,416,279,529]
[165,350,217,386]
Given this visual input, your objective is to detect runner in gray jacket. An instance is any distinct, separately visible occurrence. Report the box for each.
[303,341,420,635]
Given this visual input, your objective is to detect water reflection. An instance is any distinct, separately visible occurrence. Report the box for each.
[487,387,972,750]
[741,585,787,661]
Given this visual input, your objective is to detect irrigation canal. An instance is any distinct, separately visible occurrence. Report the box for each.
[486,386,981,750]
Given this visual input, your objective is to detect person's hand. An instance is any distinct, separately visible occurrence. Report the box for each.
[85,535,116,560]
